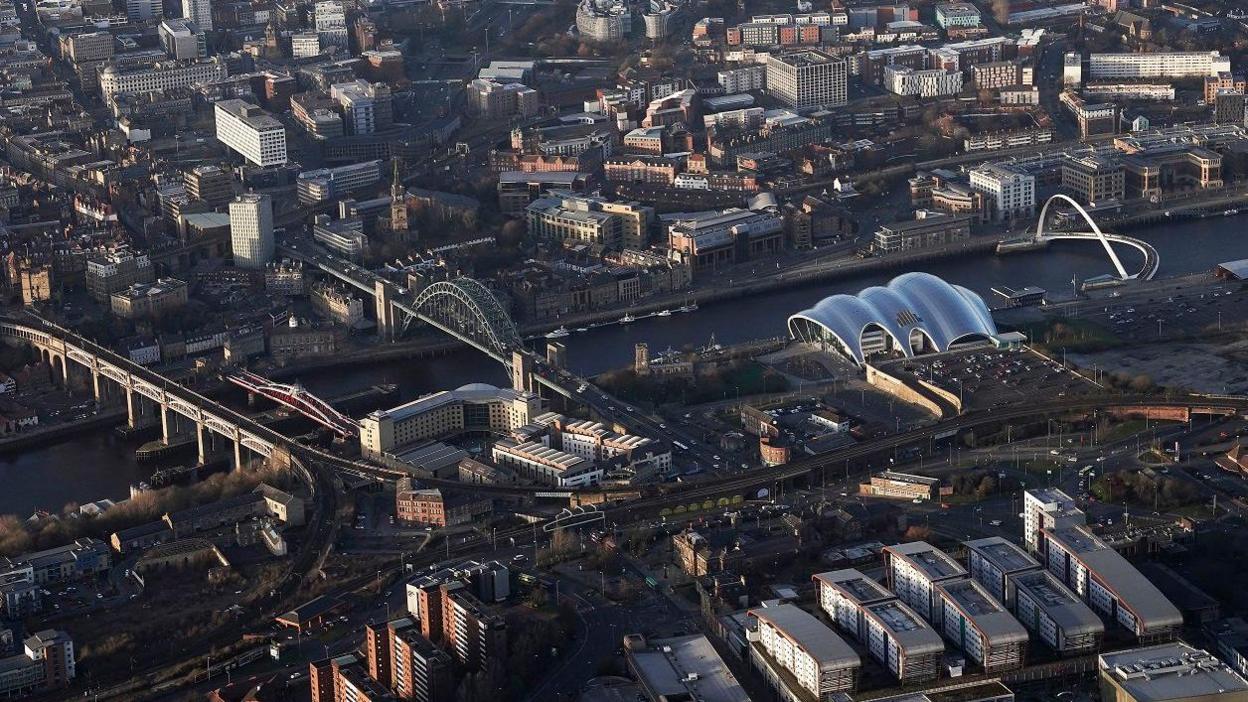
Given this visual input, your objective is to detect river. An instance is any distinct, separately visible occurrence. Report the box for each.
[1,214,1244,516]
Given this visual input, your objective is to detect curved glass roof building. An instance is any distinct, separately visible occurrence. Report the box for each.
[787,272,997,366]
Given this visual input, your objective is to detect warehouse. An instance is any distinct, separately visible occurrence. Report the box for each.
[885,541,967,622]
[814,568,897,641]
[965,536,1042,606]
[934,579,1029,673]
[1012,570,1104,656]
[1041,527,1182,642]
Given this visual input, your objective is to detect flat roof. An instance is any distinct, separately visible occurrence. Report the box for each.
[863,600,945,655]
[1100,642,1248,702]
[1218,259,1248,279]
[965,536,1041,574]
[628,634,751,702]
[1046,527,1183,631]
[936,580,1029,644]
[394,442,467,471]
[1012,570,1104,638]
[749,604,860,670]
[813,568,896,606]
[887,541,967,581]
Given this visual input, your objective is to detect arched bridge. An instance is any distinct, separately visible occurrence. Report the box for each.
[1034,194,1159,281]
[400,279,523,363]
[278,245,523,366]
[226,370,357,438]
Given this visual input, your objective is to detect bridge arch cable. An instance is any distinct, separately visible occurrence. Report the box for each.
[1034,193,1131,280]
[407,278,524,359]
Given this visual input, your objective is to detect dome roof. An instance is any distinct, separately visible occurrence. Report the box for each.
[787,272,997,365]
[455,382,500,392]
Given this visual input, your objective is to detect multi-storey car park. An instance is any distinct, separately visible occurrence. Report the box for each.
[861,600,946,684]
[1040,526,1182,643]
[1011,570,1104,656]
[884,541,968,622]
[964,536,1042,606]
[814,568,899,641]
[933,579,1029,673]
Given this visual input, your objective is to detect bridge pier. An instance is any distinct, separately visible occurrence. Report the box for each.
[161,404,192,444]
[126,390,158,429]
[375,280,395,341]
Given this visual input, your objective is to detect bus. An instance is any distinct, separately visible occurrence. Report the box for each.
[672,440,689,451]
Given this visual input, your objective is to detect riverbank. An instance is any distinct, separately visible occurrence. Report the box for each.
[0,406,126,456]
[518,237,1004,336]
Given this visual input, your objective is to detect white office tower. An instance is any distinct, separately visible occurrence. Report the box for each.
[230,194,274,269]
[214,99,287,167]
[181,0,212,31]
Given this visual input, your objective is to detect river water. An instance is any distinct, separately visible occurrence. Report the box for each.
[1,215,1243,516]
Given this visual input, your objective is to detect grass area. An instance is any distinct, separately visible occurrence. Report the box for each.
[1018,316,1123,353]
[1101,419,1150,444]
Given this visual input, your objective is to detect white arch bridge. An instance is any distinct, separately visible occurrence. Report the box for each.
[1033,194,1159,281]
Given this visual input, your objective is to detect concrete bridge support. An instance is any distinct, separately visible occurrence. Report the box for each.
[375,280,395,341]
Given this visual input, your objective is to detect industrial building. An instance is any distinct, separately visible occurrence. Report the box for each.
[934,579,1029,673]
[1099,642,1248,702]
[1041,526,1182,642]
[885,541,968,622]
[964,536,1042,606]
[624,633,751,702]
[1012,570,1104,656]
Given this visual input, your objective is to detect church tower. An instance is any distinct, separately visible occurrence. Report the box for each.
[389,160,409,236]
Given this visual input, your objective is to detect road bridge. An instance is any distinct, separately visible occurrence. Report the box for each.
[8,316,1248,510]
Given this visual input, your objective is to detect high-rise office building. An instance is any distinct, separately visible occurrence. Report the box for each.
[766,49,847,108]
[214,99,287,167]
[229,193,274,268]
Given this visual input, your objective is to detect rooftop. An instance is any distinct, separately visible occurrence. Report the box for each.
[813,568,896,606]
[887,541,967,581]
[772,49,840,67]
[1011,570,1104,638]
[748,604,860,669]
[215,99,283,131]
[627,634,750,702]
[1100,642,1248,702]
[936,580,1029,643]
[1046,527,1182,630]
[863,600,945,654]
[965,536,1041,574]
